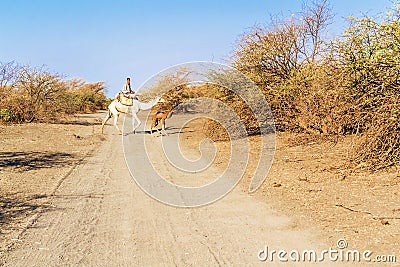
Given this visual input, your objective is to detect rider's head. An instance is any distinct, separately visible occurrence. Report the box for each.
[126,77,131,84]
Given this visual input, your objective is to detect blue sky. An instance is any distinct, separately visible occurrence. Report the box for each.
[1,0,393,97]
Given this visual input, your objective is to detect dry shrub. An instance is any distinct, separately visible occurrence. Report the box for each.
[0,66,67,122]
[229,0,337,140]
[138,69,203,115]
[202,119,230,142]
[201,83,260,141]
[339,7,400,169]
[0,63,107,123]
[281,63,369,138]
[218,1,400,170]
[65,79,107,113]
[353,94,400,169]
[157,84,201,111]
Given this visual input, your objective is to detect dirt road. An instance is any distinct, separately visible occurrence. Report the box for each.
[1,112,329,266]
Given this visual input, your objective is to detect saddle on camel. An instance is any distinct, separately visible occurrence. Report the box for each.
[116,92,134,106]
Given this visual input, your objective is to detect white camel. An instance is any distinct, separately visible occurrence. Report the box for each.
[101,96,161,134]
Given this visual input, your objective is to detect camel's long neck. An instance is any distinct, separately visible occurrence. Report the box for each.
[138,99,157,110]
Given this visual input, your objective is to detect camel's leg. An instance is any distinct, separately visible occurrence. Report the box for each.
[153,119,162,137]
[157,126,162,136]
[161,118,168,136]
[155,118,163,137]
[132,112,141,134]
[151,117,157,136]
[101,111,111,134]
[114,114,122,134]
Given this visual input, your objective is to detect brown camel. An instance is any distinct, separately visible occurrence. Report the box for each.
[150,110,173,136]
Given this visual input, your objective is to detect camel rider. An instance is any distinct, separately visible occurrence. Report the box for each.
[122,77,135,97]
[115,77,137,102]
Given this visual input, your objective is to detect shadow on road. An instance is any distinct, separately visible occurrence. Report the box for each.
[123,126,193,136]
[0,151,76,171]
[0,193,54,230]
[56,120,102,126]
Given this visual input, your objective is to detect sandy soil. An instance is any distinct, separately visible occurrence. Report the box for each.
[0,114,104,254]
[0,111,398,266]
[253,134,400,257]
[188,122,400,259]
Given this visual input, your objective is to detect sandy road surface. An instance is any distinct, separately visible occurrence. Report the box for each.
[1,112,331,266]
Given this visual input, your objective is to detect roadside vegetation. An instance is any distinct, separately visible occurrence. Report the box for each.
[144,0,400,170]
[0,62,107,123]
[228,0,400,170]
